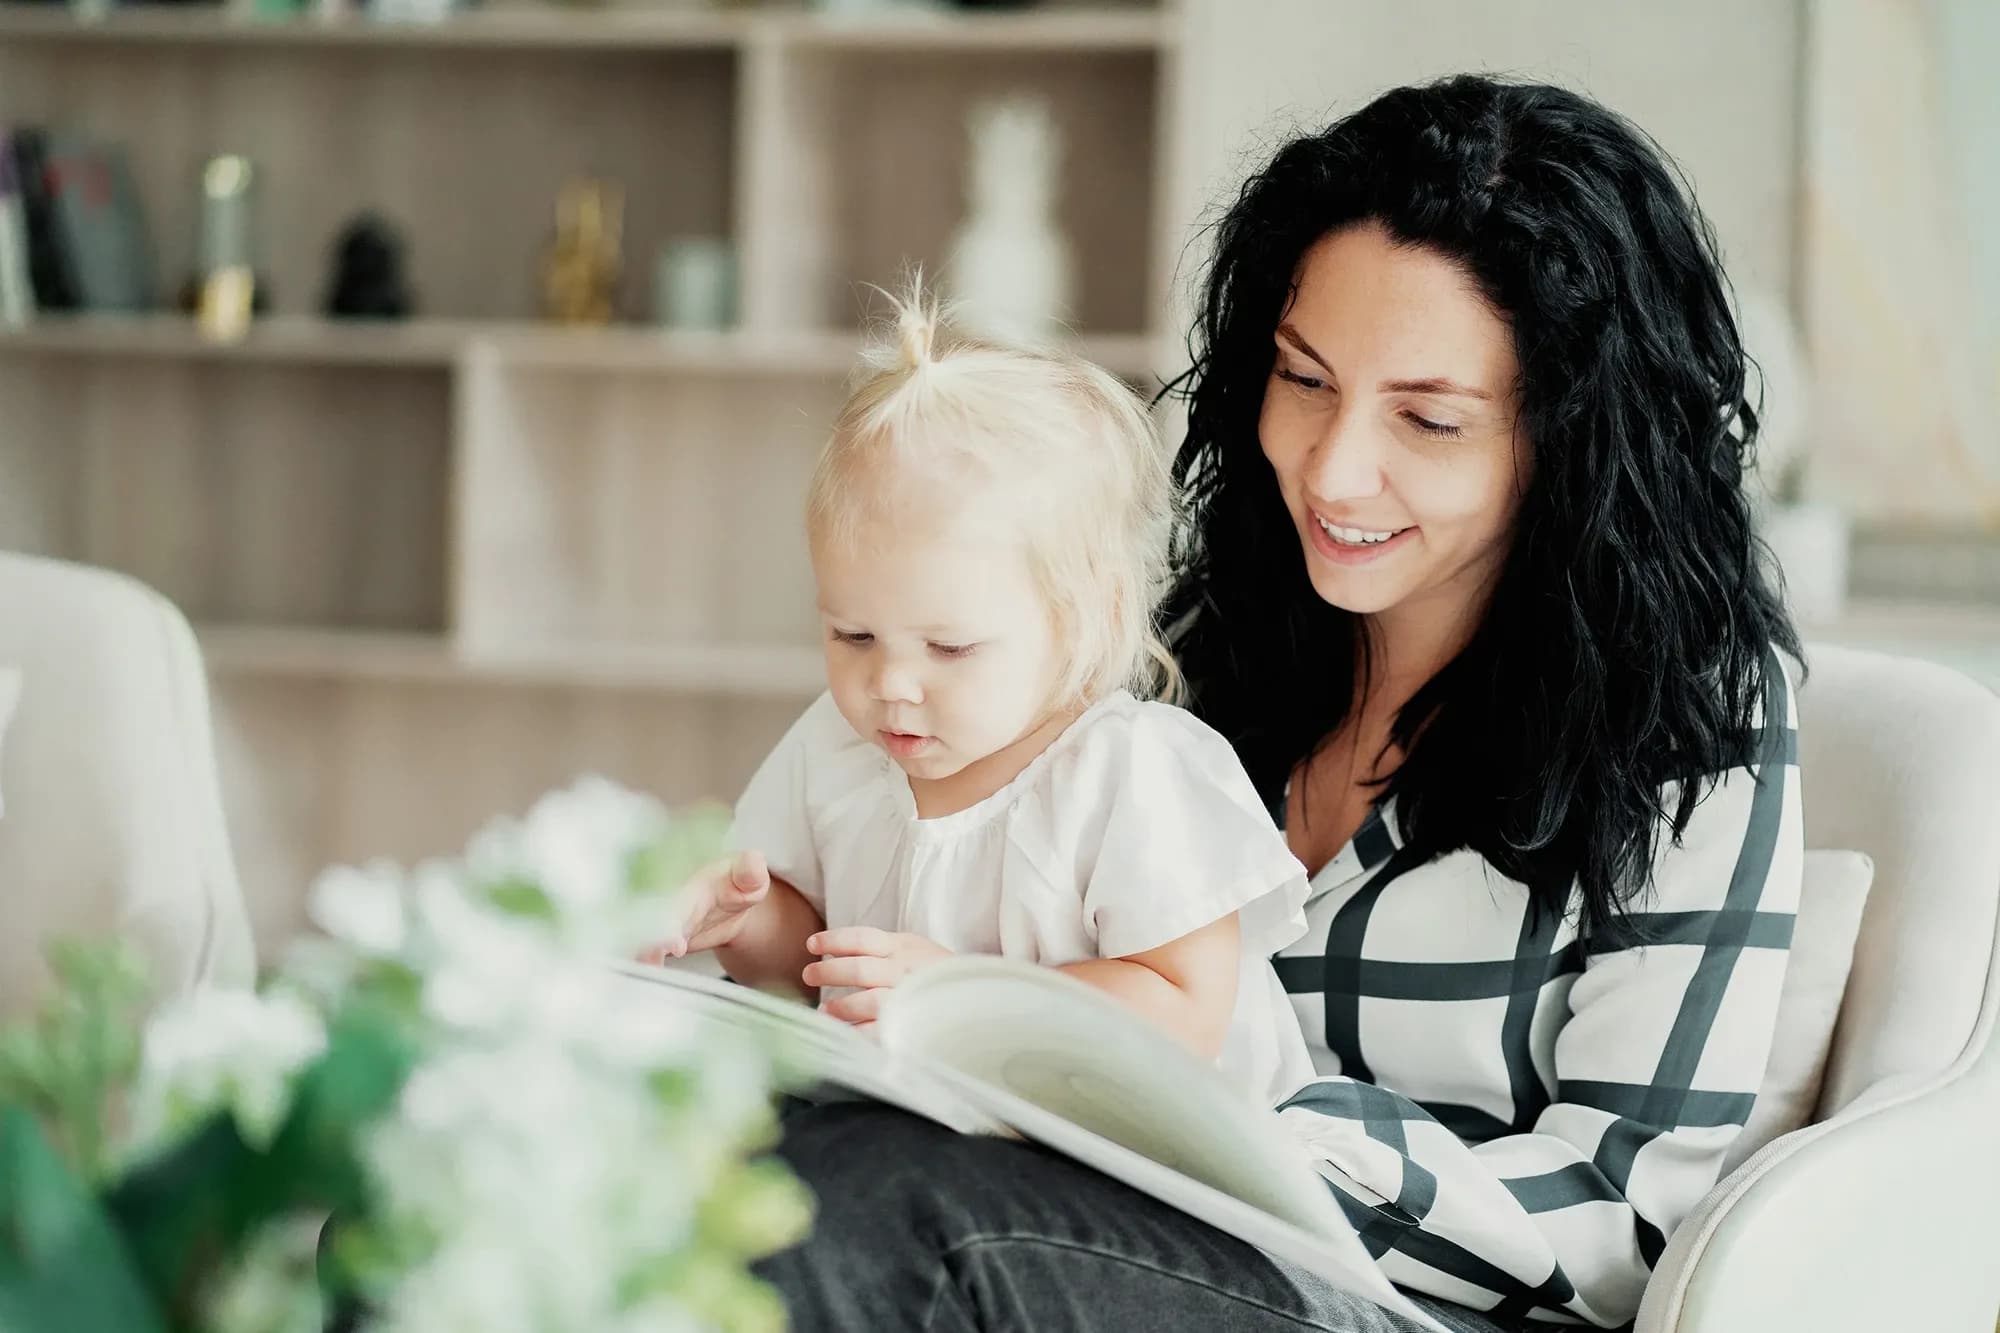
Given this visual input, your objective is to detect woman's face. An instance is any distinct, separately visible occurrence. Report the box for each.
[1259,222,1529,636]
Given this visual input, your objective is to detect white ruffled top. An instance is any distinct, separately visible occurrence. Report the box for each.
[730,689,1318,1101]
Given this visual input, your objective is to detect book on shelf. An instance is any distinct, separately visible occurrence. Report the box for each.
[3,126,156,314]
[0,130,36,323]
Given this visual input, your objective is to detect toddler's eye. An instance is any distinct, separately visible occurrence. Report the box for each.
[929,642,977,659]
[831,630,874,646]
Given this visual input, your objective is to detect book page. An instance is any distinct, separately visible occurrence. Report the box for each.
[602,961,1005,1135]
[926,1064,1446,1333]
[879,959,1449,1333]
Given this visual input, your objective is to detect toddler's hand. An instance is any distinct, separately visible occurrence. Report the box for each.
[637,851,771,963]
[801,927,953,1025]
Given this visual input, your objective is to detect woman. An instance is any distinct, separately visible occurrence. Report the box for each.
[761,75,1802,1332]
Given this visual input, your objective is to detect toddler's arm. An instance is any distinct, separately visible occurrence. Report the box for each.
[1057,913,1241,1059]
[642,852,825,1000]
[715,874,824,998]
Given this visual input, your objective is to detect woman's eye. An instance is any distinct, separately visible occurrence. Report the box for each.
[831,630,874,646]
[1403,411,1463,438]
[928,642,977,659]
[1275,367,1327,392]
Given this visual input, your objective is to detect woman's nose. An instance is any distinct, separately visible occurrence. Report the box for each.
[1303,410,1388,504]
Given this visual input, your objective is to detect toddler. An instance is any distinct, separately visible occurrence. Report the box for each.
[649,286,1313,1100]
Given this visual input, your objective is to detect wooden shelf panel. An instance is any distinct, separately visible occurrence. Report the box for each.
[741,42,1160,335]
[769,7,1175,53]
[0,6,743,50]
[0,353,449,629]
[212,675,805,959]
[200,623,825,694]
[0,5,1175,53]
[453,365,835,649]
[0,313,467,365]
[475,324,1169,379]
[0,314,1169,378]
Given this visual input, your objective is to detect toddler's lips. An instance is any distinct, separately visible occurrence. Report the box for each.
[879,730,934,759]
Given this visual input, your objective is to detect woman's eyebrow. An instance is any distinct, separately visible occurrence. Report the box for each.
[1381,377,1493,401]
[1279,324,1491,400]
[1275,323,1331,370]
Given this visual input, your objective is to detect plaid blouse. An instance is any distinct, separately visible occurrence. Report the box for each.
[1271,662,1802,1326]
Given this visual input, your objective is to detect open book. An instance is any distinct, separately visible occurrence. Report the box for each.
[606,956,1446,1333]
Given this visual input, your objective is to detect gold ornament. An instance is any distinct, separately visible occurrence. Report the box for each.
[540,178,623,325]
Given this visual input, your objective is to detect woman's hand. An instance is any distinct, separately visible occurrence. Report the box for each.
[636,851,772,963]
[802,927,953,1025]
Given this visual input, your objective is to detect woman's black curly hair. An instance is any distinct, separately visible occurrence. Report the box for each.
[1164,75,1799,936]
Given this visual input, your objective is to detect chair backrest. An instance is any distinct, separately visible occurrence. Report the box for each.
[1795,643,2000,1115]
[0,553,254,1020]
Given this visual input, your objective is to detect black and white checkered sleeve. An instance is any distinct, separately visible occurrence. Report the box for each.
[1278,667,1803,1326]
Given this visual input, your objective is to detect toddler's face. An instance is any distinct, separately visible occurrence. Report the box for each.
[813,509,1065,796]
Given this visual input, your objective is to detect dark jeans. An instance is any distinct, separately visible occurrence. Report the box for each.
[761,1101,1533,1333]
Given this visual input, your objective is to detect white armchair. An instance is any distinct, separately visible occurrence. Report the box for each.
[1638,645,2000,1331]
[0,552,255,1021]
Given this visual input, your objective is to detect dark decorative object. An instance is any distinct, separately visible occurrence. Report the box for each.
[323,212,413,319]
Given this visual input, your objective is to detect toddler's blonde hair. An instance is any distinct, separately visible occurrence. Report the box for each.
[807,281,1181,706]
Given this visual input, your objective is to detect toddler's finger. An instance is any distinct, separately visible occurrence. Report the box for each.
[801,954,903,991]
[821,988,886,1025]
[807,925,896,958]
[729,850,770,894]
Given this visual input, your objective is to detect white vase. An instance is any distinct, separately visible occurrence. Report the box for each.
[946,95,1074,344]
[1762,501,1852,627]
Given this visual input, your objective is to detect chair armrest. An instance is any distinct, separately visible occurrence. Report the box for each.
[1638,1015,2000,1332]
[153,587,257,991]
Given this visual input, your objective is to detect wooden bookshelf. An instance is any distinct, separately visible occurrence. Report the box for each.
[0,1,1182,951]
[0,313,1168,376]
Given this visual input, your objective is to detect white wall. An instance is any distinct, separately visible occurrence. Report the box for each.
[1164,0,1804,317]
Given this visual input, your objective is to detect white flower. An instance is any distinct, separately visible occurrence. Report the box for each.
[408,869,559,1032]
[465,775,667,919]
[308,860,410,955]
[203,1213,324,1333]
[373,1225,542,1333]
[205,777,784,1333]
[362,1039,716,1331]
[128,988,327,1154]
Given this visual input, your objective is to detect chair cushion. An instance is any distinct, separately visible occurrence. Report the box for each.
[1796,645,2000,1114]
[1721,848,1874,1175]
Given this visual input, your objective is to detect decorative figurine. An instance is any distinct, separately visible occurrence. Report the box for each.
[324,211,414,318]
[540,177,623,326]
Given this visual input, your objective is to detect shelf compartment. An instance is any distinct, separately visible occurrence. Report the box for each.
[0,42,737,322]
[0,353,449,629]
[453,351,839,652]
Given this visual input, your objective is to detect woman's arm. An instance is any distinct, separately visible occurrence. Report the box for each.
[1059,914,1241,1059]
[1283,669,1802,1327]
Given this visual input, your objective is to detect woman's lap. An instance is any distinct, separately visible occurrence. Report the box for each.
[760,1101,1524,1333]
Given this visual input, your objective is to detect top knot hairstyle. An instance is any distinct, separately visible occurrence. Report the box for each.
[807,280,1183,706]
[1163,76,1801,935]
